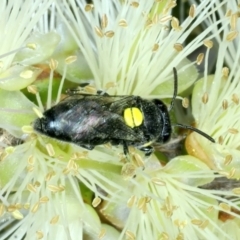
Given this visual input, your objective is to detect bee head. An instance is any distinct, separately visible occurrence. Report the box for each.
[152,99,172,143]
[33,116,49,135]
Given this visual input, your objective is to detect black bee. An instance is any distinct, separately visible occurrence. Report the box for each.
[33,68,215,156]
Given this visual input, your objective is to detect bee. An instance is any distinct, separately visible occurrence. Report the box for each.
[33,68,215,156]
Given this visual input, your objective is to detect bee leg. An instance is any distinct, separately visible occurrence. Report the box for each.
[96,90,109,96]
[79,144,95,150]
[122,141,129,156]
[139,146,153,156]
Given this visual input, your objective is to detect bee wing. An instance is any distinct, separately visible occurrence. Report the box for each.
[93,112,144,142]
[53,94,144,146]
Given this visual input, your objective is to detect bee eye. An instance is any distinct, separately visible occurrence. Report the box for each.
[124,107,143,128]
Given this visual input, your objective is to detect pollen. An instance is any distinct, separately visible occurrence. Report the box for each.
[218,136,224,144]
[50,215,60,224]
[28,155,35,165]
[99,228,106,239]
[199,220,209,229]
[226,31,238,41]
[174,43,183,52]
[171,17,182,31]
[152,43,159,52]
[219,202,231,211]
[232,187,240,195]
[7,204,17,212]
[119,19,128,27]
[224,154,233,165]
[192,219,209,229]
[20,70,33,79]
[202,92,209,104]
[45,143,55,157]
[84,85,97,94]
[137,197,146,210]
[0,204,5,217]
[222,99,228,110]
[174,219,187,229]
[65,55,77,64]
[127,195,136,208]
[94,26,104,37]
[130,2,139,8]
[230,13,238,30]
[232,93,239,104]
[203,39,213,49]
[222,67,229,78]
[105,31,114,38]
[92,197,101,207]
[121,163,136,179]
[49,58,58,70]
[45,171,56,181]
[189,4,196,18]
[27,85,38,94]
[182,97,189,108]
[160,232,169,240]
[24,203,30,209]
[26,165,34,172]
[22,125,34,134]
[151,177,166,186]
[225,9,232,17]
[36,230,44,239]
[31,202,40,213]
[124,107,143,128]
[125,230,135,240]
[39,196,49,203]
[159,15,172,23]
[101,14,108,29]
[132,153,144,168]
[161,196,178,217]
[206,206,214,212]
[26,43,37,50]
[196,53,204,65]
[12,210,24,220]
[84,4,94,12]
[5,146,15,154]
[47,184,65,192]
[228,128,238,134]
[191,219,203,225]
[27,183,37,193]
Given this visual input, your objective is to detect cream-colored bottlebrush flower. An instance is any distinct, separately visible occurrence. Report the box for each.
[49,0,239,239]
[186,0,240,178]
[100,154,240,240]
[0,0,60,138]
[0,0,56,91]
[0,1,120,239]
[1,0,240,240]
[55,0,226,97]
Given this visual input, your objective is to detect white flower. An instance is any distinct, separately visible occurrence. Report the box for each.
[1,0,240,239]
[187,0,240,178]
[0,0,55,91]
[0,132,125,239]
[55,0,225,97]
[99,155,240,240]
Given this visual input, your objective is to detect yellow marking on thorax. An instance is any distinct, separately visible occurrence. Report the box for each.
[124,107,143,128]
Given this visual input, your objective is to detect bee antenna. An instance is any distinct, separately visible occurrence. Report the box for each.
[170,67,215,143]
[169,67,178,111]
[173,123,215,143]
